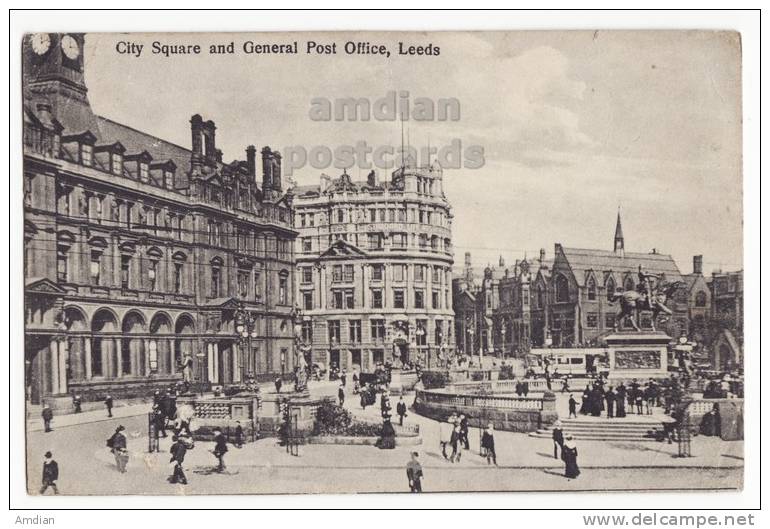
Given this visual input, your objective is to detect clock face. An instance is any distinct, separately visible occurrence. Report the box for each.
[61,35,80,60]
[30,33,51,55]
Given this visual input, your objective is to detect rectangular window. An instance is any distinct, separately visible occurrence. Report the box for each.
[371,289,383,309]
[299,213,306,227]
[90,251,101,285]
[393,289,405,309]
[435,321,443,345]
[303,291,313,310]
[432,266,441,283]
[379,209,386,222]
[432,291,440,309]
[586,312,598,328]
[254,271,262,299]
[308,213,315,227]
[343,264,354,282]
[81,144,93,166]
[173,262,183,294]
[367,233,382,250]
[333,291,343,309]
[345,289,355,309]
[414,265,425,282]
[302,237,312,253]
[332,264,343,282]
[164,170,174,189]
[369,208,376,222]
[416,320,428,346]
[147,260,157,291]
[111,154,123,175]
[328,320,341,344]
[56,247,68,282]
[371,264,383,281]
[370,320,386,341]
[211,267,221,298]
[414,290,424,309]
[392,233,407,249]
[605,314,615,329]
[139,163,149,182]
[349,320,362,343]
[237,269,250,298]
[301,321,313,342]
[301,266,313,284]
[279,276,288,305]
[120,254,131,289]
[388,208,395,222]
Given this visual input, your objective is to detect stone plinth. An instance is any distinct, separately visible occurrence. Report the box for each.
[604,332,671,378]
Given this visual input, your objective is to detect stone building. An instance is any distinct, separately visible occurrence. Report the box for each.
[707,269,743,369]
[546,214,688,347]
[23,33,297,406]
[292,163,455,371]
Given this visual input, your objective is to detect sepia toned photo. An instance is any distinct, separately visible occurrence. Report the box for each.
[21,30,744,496]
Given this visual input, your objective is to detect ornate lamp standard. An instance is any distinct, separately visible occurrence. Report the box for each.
[467,327,475,367]
[415,325,426,369]
[500,325,507,361]
[235,302,258,382]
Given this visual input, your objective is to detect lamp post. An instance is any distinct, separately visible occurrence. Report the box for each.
[415,325,426,369]
[235,303,258,383]
[500,326,507,361]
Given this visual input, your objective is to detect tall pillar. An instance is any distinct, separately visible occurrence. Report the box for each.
[207,342,215,382]
[49,339,60,395]
[58,338,68,394]
[129,338,138,376]
[69,336,84,381]
[84,338,92,380]
[145,339,152,375]
[114,338,122,378]
[167,338,174,375]
[233,342,241,383]
[213,342,220,383]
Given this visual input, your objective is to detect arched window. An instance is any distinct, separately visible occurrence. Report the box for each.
[586,277,597,301]
[210,257,223,298]
[554,274,570,303]
[695,291,707,307]
[606,277,616,301]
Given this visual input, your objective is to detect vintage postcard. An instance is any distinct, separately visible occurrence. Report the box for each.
[22,30,743,495]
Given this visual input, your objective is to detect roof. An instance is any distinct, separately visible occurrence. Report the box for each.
[558,247,683,287]
[95,116,192,178]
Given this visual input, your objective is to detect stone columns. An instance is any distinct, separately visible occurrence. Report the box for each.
[49,339,59,395]
[58,338,68,394]
[84,338,92,380]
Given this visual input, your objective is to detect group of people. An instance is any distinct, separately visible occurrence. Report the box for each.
[577,378,671,418]
[551,420,580,478]
[438,412,471,463]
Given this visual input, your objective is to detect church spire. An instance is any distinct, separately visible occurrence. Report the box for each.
[614,209,625,254]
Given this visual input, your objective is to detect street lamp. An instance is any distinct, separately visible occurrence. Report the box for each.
[235,303,259,382]
[500,326,507,360]
[415,325,426,369]
[467,327,476,368]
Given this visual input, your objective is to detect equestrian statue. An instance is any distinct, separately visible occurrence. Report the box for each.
[609,265,684,332]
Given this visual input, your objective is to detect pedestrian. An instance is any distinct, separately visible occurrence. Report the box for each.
[450,424,462,463]
[39,451,59,495]
[360,388,368,410]
[580,385,590,415]
[212,428,228,472]
[41,404,53,433]
[562,434,580,479]
[552,420,564,459]
[636,392,644,415]
[396,396,407,426]
[338,384,345,406]
[107,425,128,473]
[481,423,497,465]
[275,377,283,394]
[341,369,347,387]
[406,451,423,492]
[459,414,470,449]
[561,377,570,393]
[615,383,627,418]
[72,394,82,413]
[439,417,453,460]
[152,405,167,439]
[234,421,244,448]
[605,386,616,419]
[104,395,113,417]
[568,394,577,418]
[169,434,192,485]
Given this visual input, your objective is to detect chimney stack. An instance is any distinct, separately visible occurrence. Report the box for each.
[693,255,703,275]
[246,146,257,178]
[367,169,378,187]
[190,114,204,173]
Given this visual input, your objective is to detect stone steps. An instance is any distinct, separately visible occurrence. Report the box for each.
[529,418,665,442]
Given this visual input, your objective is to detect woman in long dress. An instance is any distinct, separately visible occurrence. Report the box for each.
[562,435,580,479]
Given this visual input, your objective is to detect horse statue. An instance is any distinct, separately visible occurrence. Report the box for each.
[609,280,684,332]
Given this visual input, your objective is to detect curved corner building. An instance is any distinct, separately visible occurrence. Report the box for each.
[292,163,455,372]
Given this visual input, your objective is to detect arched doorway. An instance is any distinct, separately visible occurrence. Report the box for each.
[149,312,173,375]
[63,306,88,383]
[122,311,147,376]
[91,309,119,378]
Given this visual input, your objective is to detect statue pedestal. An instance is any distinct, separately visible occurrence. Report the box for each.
[605,332,670,379]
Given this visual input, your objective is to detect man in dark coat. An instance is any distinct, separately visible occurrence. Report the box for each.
[552,420,565,459]
[481,424,497,465]
[212,428,228,471]
[338,384,345,406]
[275,377,283,394]
[39,451,59,495]
[605,386,616,419]
[104,395,114,417]
[234,421,244,448]
[108,425,128,473]
[568,394,577,418]
[169,435,192,484]
[41,405,53,432]
[615,384,627,418]
[459,414,470,450]
[406,452,423,492]
[153,405,167,438]
[396,396,407,426]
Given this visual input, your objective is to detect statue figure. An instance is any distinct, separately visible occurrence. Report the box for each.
[181,354,194,385]
[610,277,683,332]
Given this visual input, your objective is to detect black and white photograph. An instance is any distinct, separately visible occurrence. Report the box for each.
[12,12,757,510]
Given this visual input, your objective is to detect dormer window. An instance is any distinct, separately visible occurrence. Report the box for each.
[139,162,149,182]
[164,170,174,189]
[81,144,93,166]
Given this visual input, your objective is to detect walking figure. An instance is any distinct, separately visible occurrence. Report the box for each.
[562,435,580,479]
[552,420,564,459]
[439,417,453,459]
[450,424,462,463]
[234,421,244,448]
[406,452,423,492]
[169,435,192,485]
[459,414,470,449]
[212,428,228,472]
[396,396,407,426]
[338,384,345,406]
[107,425,128,473]
[568,394,577,418]
[39,451,59,495]
[481,423,497,465]
[41,405,53,433]
[104,395,114,418]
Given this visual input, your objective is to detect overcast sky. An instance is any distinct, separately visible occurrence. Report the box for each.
[84,31,742,273]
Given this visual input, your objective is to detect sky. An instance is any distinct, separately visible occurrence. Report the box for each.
[83,31,743,274]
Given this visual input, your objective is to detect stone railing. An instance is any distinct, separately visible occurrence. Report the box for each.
[415,389,552,411]
[178,395,259,420]
[446,379,550,394]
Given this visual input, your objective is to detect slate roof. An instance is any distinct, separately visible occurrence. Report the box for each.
[559,247,683,287]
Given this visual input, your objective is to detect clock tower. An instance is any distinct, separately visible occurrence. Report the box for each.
[23,33,97,132]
